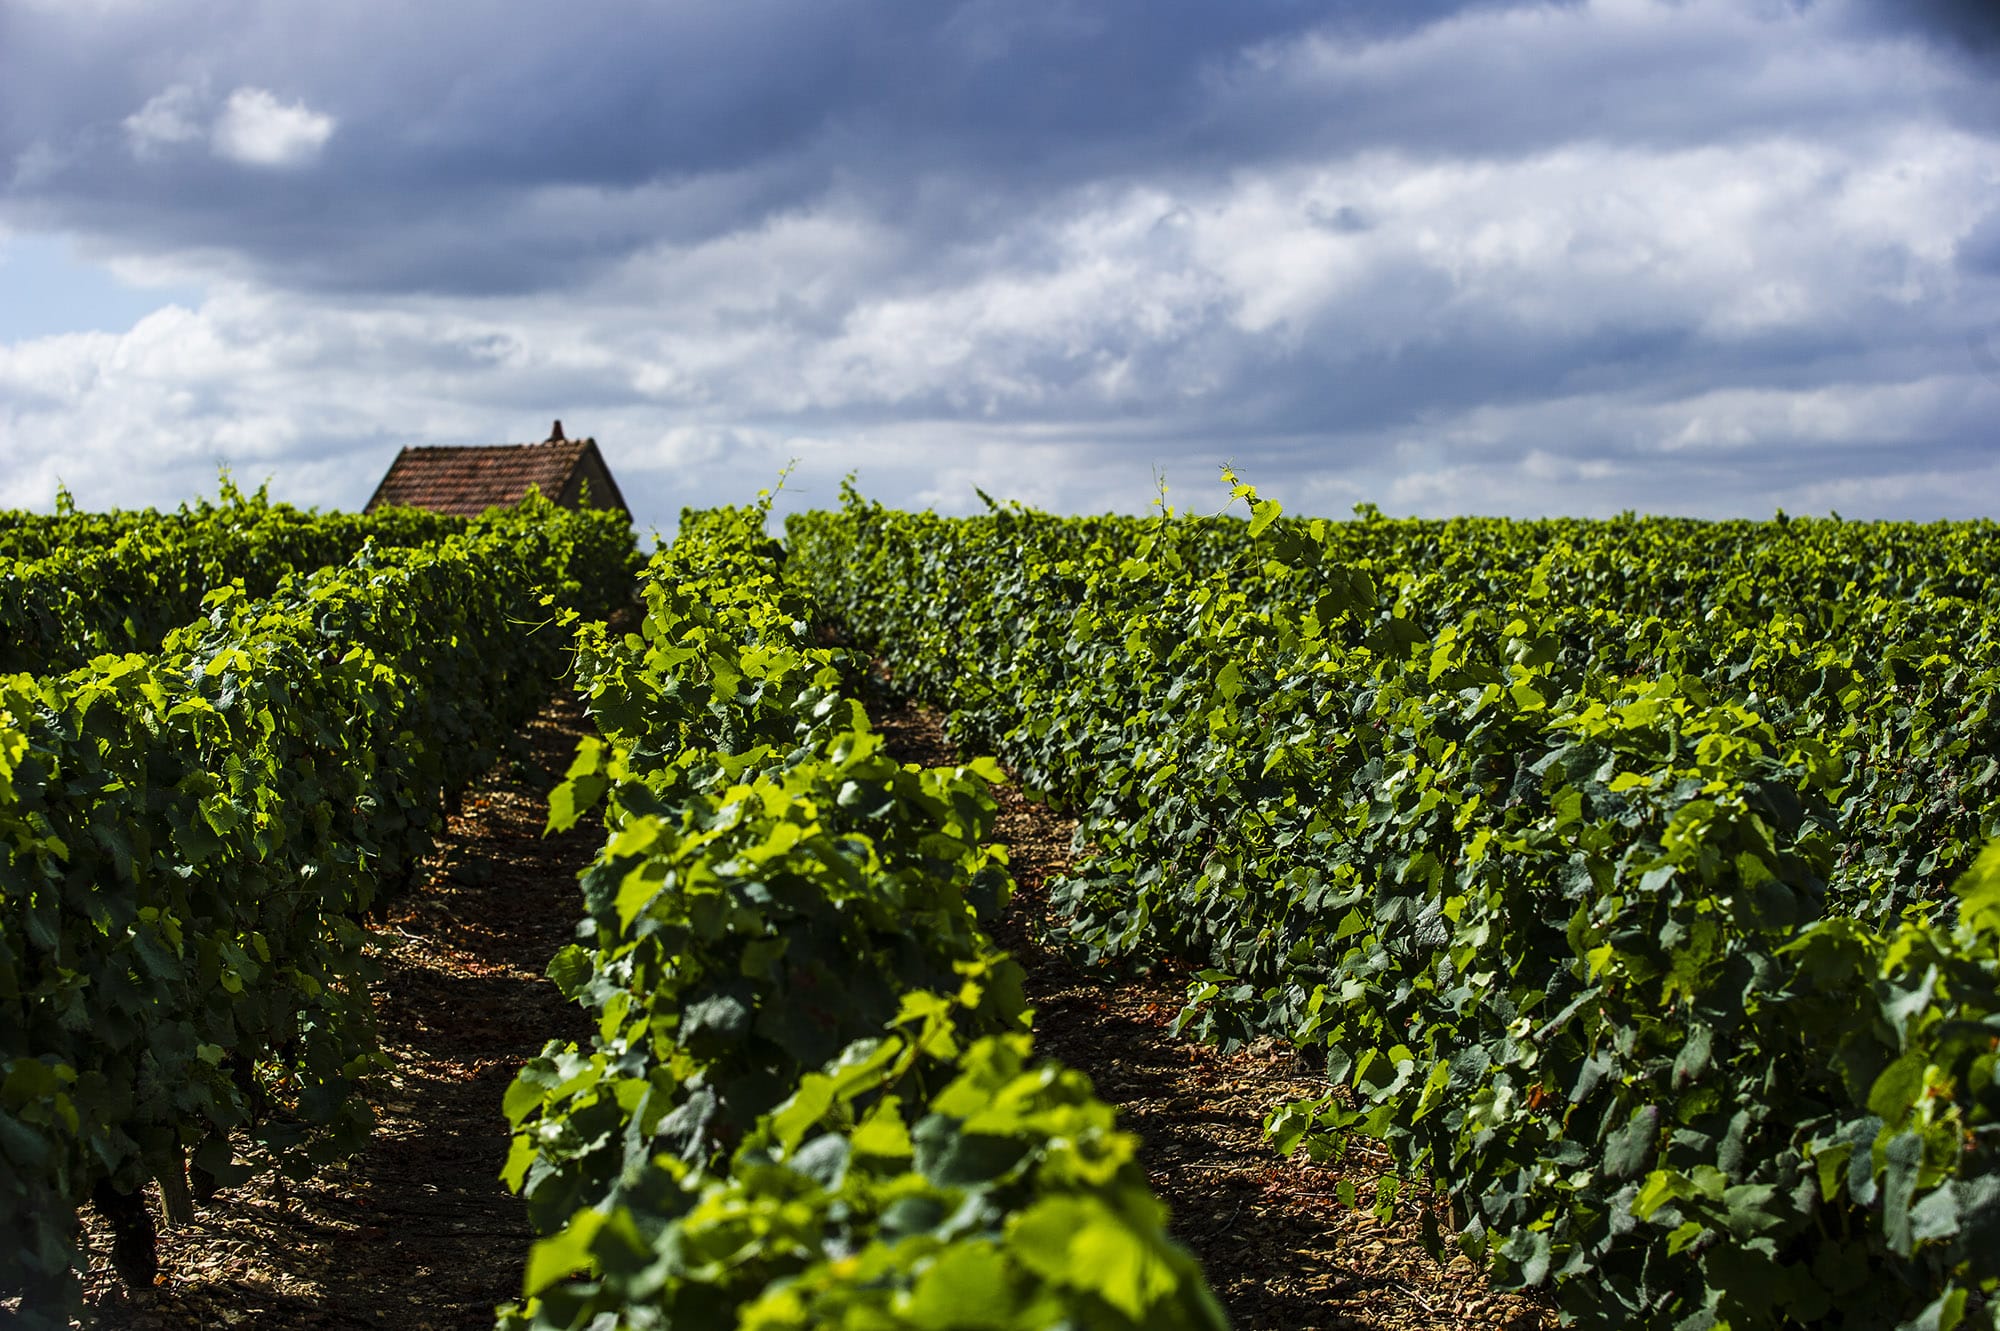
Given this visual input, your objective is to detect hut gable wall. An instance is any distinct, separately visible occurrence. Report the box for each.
[555,441,628,513]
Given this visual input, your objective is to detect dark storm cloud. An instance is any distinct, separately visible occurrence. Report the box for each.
[1957,210,2000,276]
[1879,0,2000,54]
[0,0,1570,295]
[913,298,1959,455]
[9,0,1986,303]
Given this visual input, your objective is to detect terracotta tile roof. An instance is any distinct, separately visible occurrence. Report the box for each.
[365,437,626,517]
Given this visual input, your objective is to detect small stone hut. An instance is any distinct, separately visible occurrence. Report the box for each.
[365,422,629,517]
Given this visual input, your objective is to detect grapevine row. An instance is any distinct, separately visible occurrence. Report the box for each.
[497,500,1228,1330]
[0,493,637,1324]
[787,484,2000,1330]
[0,479,468,677]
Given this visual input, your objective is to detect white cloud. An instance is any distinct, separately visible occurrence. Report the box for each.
[2,224,1994,528]
[123,83,207,157]
[210,88,336,168]
[121,83,337,168]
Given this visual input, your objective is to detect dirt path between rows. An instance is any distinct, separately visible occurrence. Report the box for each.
[863,678,1552,1331]
[75,691,597,1331]
[61,667,1550,1331]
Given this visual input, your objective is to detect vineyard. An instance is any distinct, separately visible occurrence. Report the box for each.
[0,486,637,1325]
[4,479,1998,1330]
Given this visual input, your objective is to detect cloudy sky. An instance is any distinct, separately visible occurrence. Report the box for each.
[2,0,1997,532]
